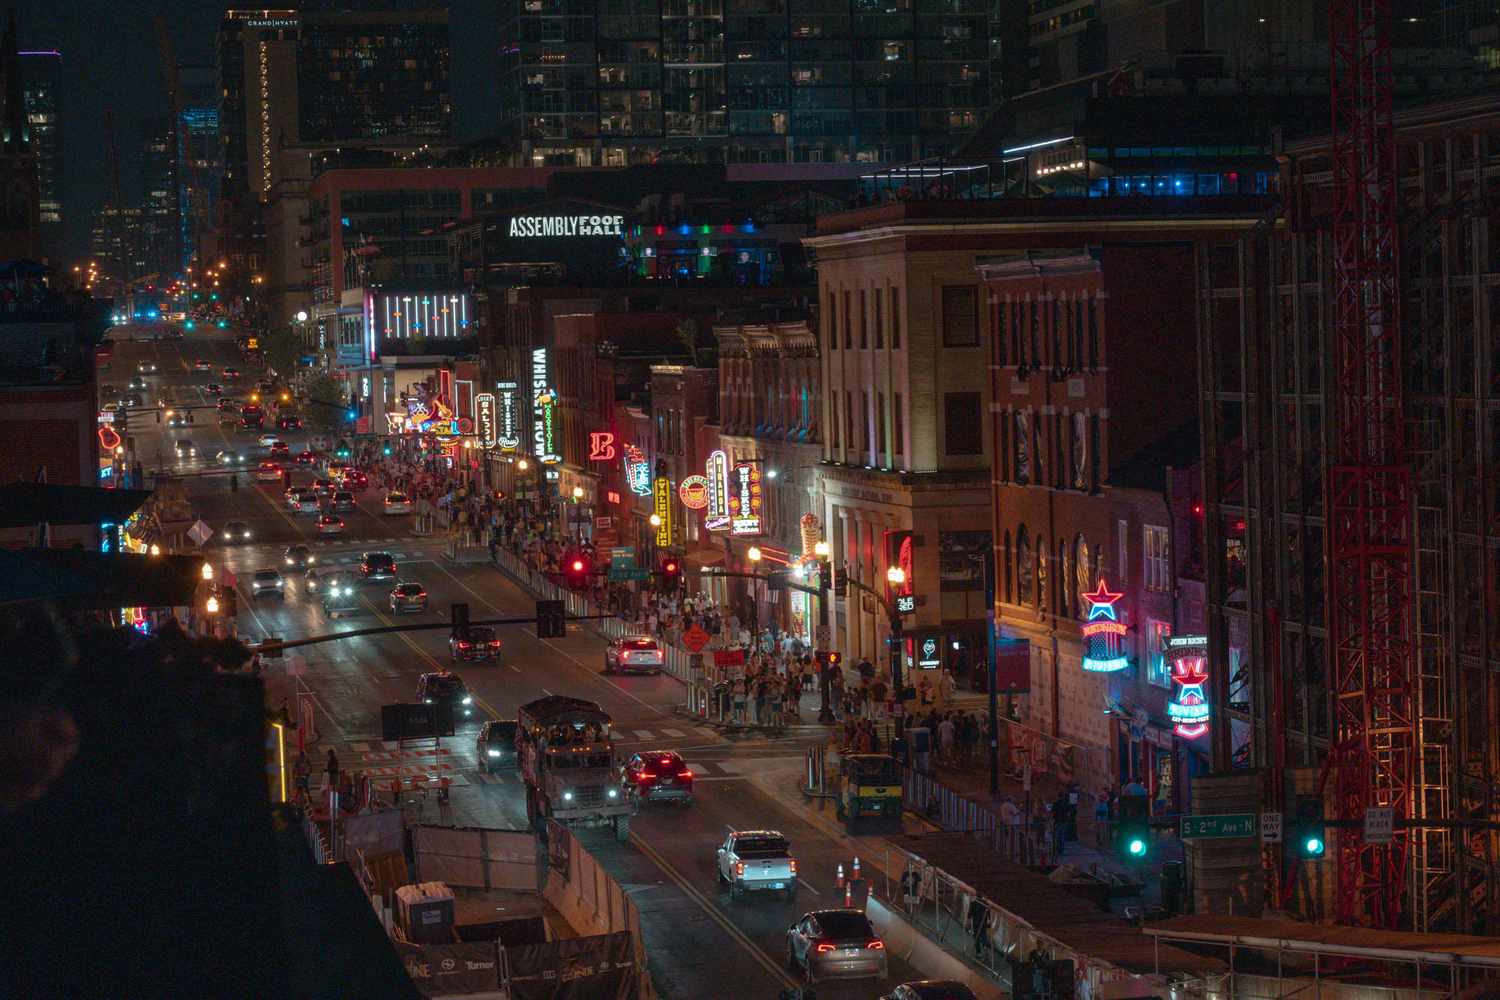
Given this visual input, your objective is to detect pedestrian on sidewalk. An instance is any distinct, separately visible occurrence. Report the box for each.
[938,713,956,763]
[324,748,339,790]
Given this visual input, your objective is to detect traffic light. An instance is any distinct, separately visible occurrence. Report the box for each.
[382,444,392,457]
[537,599,566,639]
[216,319,227,329]
[564,553,592,590]
[1293,793,1326,858]
[1116,793,1150,860]
[660,557,681,591]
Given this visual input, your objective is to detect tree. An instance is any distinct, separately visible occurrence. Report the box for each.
[260,324,301,378]
[304,374,348,433]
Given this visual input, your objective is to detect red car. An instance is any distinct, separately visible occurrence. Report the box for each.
[295,449,319,465]
[623,751,694,804]
[342,468,369,490]
[450,626,501,662]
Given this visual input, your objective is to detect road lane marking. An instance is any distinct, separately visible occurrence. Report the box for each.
[627,833,797,990]
[234,588,348,738]
[796,877,820,896]
[357,595,506,724]
[631,730,653,739]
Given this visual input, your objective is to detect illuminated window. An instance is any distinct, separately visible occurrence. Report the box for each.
[1146,619,1172,687]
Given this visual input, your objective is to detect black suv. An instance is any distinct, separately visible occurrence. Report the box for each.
[476,720,518,773]
[360,551,397,581]
[416,671,473,719]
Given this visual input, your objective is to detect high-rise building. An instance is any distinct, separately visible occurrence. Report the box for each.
[217,7,451,204]
[497,0,1001,167]
[179,64,222,270]
[140,115,178,279]
[89,204,148,285]
[19,50,62,253]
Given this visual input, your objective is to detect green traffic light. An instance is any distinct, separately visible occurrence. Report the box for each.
[1127,837,1147,857]
[1304,836,1325,857]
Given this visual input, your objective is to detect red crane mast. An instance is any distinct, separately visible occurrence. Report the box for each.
[1326,0,1412,927]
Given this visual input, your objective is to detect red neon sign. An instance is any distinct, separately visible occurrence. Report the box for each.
[97,425,122,452]
[589,430,617,462]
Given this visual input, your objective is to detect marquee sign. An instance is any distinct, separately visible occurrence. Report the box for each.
[678,475,709,510]
[508,214,625,238]
[1079,578,1129,673]
[475,393,497,448]
[1165,635,1210,738]
[623,445,652,496]
[705,450,730,530]
[496,381,520,451]
[588,431,617,462]
[729,463,763,536]
[653,477,673,547]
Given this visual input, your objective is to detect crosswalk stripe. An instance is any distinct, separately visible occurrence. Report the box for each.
[351,742,370,752]
[685,762,708,775]
[630,729,653,739]
[661,728,685,737]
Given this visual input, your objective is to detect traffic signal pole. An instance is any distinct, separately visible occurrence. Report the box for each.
[252,611,616,657]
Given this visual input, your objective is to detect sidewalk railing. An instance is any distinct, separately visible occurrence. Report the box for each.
[902,765,1051,866]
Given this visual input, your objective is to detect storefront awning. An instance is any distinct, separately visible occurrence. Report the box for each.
[0,483,152,530]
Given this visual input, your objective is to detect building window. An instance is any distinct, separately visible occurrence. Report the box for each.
[942,285,979,347]
[943,393,983,455]
[1002,530,1012,603]
[831,386,841,449]
[860,390,870,453]
[859,289,868,349]
[1117,518,1128,583]
[1144,525,1171,592]
[845,391,854,456]
[876,392,886,457]
[874,290,884,350]
[893,392,904,462]
[1072,413,1088,490]
[1016,526,1033,606]
[1074,534,1091,616]
[1087,295,1100,368]
[992,294,1006,365]
[891,287,901,349]
[843,289,852,349]
[1146,619,1172,686]
[827,291,838,351]
[1015,411,1030,484]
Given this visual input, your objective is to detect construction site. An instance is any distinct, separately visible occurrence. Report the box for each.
[1198,2,1500,936]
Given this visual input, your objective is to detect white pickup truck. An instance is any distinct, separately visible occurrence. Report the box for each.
[716,830,797,900]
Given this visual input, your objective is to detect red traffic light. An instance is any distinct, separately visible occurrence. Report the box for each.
[663,560,679,574]
[571,559,585,573]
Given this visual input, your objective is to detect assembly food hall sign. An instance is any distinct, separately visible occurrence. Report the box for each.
[508,215,625,238]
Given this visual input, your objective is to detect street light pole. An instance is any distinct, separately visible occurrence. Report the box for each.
[813,540,834,723]
[885,564,907,736]
[747,546,763,648]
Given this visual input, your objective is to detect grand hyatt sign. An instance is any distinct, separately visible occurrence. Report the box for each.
[508,215,625,238]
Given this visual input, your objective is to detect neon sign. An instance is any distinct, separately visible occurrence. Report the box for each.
[531,348,551,463]
[475,393,497,447]
[508,214,625,238]
[729,463,763,536]
[653,477,673,547]
[97,424,122,452]
[496,380,520,451]
[1080,578,1129,672]
[705,450,730,530]
[678,475,709,510]
[1165,635,1210,737]
[589,431,617,462]
[624,445,652,496]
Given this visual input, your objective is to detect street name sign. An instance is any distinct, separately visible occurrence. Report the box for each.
[1180,814,1256,839]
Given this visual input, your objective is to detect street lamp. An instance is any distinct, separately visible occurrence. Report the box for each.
[572,486,584,500]
[149,544,160,556]
[747,547,763,646]
[517,458,529,471]
[206,595,220,614]
[649,513,661,528]
[812,539,835,722]
[201,562,214,581]
[295,310,309,323]
[814,540,829,558]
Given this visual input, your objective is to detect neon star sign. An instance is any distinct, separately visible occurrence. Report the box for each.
[1165,635,1210,738]
[1080,578,1129,673]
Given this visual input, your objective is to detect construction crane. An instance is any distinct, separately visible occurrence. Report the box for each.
[1325,0,1413,928]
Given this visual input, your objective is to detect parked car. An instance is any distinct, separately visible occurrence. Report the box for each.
[717,830,797,900]
[250,569,286,600]
[382,491,414,515]
[389,581,428,613]
[476,720,519,772]
[221,520,252,544]
[450,626,501,662]
[604,635,665,675]
[623,750,694,805]
[786,909,887,985]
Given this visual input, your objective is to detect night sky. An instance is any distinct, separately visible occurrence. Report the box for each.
[14,1,498,261]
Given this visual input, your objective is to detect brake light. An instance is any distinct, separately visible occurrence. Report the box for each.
[679,770,693,780]
[734,862,745,877]
[458,641,471,648]
[815,943,837,954]
[788,858,796,874]
[490,640,501,647]
[638,772,656,781]
[866,939,884,951]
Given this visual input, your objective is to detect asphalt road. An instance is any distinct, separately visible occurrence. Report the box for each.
[108,329,929,1000]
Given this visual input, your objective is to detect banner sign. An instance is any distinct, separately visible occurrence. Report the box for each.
[678,475,709,510]
[1165,634,1210,738]
[475,392,497,448]
[1080,578,1129,672]
[728,463,763,536]
[504,932,636,1000]
[496,380,520,451]
[705,449,730,530]
[653,476,673,547]
[623,445,651,496]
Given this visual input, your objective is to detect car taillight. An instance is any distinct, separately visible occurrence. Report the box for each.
[866,940,884,951]
[489,640,501,647]
[638,772,655,781]
[814,943,837,954]
[458,641,471,648]
[734,862,745,877]
[679,770,693,780]
[787,858,796,874]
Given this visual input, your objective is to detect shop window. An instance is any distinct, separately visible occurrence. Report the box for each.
[843,289,852,348]
[1145,619,1172,686]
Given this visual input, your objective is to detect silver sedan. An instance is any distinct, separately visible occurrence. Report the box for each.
[786,909,888,985]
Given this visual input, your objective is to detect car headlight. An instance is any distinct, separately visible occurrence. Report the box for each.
[285,558,293,565]
[424,698,433,704]
[242,532,250,539]
[563,791,574,802]
[462,696,473,705]
[487,748,501,758]
[308,555,315,563]
[608,788,619,799]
